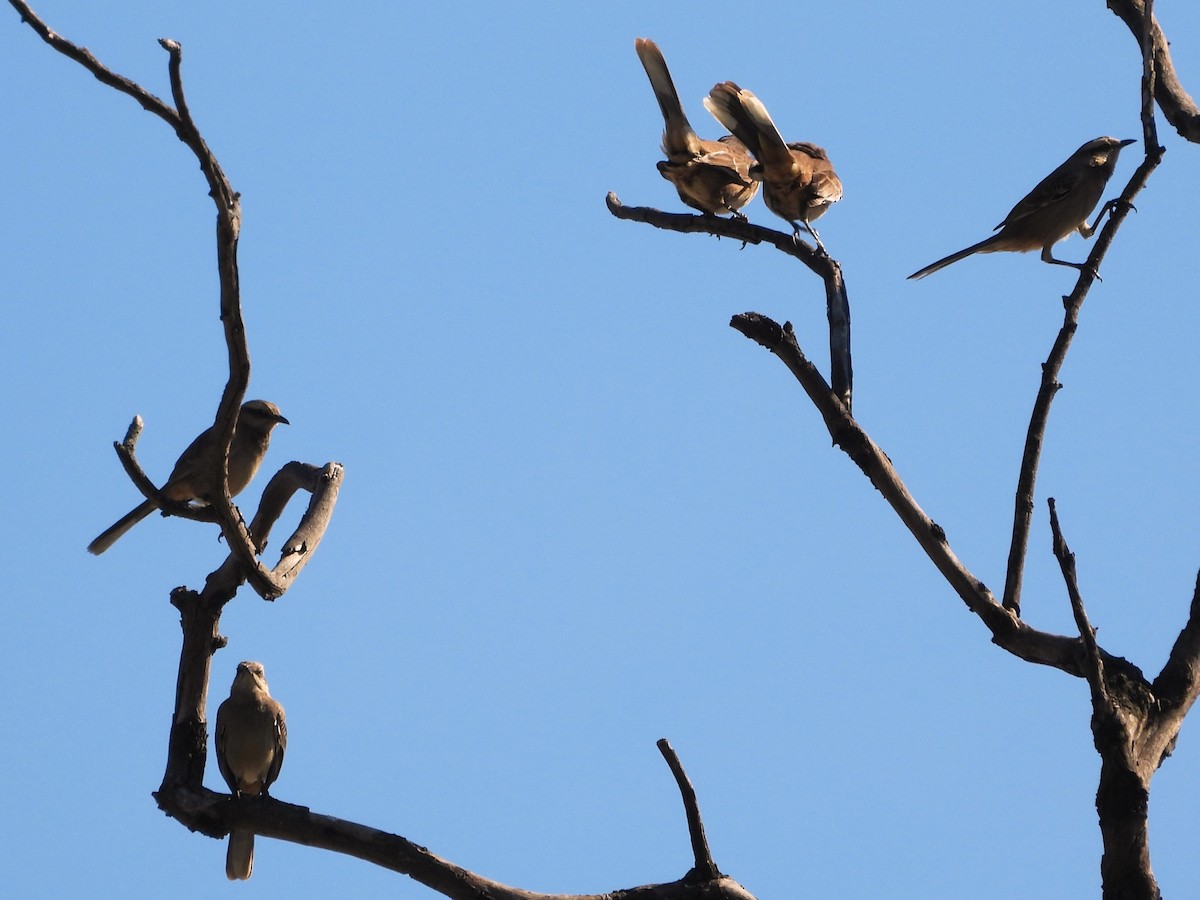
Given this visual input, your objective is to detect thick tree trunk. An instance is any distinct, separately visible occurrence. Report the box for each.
[1096,758,1158,900]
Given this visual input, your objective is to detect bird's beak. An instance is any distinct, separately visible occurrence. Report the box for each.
[1119,138,1137,147]
[275,414,291,426]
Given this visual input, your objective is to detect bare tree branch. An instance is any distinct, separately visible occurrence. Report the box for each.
[1108,0,1200,142]
[13,9,764,896]
[111,416,223,527]
[607,193,853,409]
[657,739,720,882]
[157,675,757,900]
[155,786,760,900]
[1047,498,1108,708]
[1000,40,1165,617]
[1152,572,1200,731]
[728,312,1159,694]
[6,0,275,581]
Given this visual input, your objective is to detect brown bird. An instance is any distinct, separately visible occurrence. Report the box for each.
[215,661,288,881]
[908,136,1135,280]
[634,38,758,217]
[704,81,842,248]
[87,400,289,555]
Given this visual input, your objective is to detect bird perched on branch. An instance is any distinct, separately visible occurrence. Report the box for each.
[87,399,289,554]
[908,136,1136,280]
[703,81,842,248]
[634,38,758,217]
[216,660,288,880]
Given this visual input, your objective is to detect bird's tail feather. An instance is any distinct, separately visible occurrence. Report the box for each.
[87,498,156,555]
[908,234,1003,280]
[226,829,254,881]
[704,83,790,169]
[634,39,699,158]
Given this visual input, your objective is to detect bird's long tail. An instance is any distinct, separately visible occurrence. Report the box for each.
[908,234,1004,280]
[703,82,790,170]
[87,498,156,555]
[634,39,700,158]
[226,829,255,880]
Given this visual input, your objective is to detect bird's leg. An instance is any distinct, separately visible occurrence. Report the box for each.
[792,220,827,255]
[1041,246,1101,281]
[722,199,748,221]
[1080,198,1136,238]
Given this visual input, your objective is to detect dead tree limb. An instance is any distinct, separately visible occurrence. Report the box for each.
[731,5,1189,897]
[14,4,757,897]
[606,192,853,409]
[1107,0,1200,142]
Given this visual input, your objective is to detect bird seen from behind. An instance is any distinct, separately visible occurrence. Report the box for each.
[704,80,842,249]
[634,38,759,217]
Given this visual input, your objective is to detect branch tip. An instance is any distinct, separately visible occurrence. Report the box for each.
[657,738,720,881]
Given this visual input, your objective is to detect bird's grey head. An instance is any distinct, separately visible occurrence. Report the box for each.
[1078,136,1136,166]
[238,400,289,433]
[233,660,269,691]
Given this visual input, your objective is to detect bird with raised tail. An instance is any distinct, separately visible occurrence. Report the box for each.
[634,38,759,217]
[908,136,1136,280]
[703,81,842,248]
[215,660,287,880]
[87,400,289,554]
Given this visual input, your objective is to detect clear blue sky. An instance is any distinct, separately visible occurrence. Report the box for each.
[4,2,1200,897]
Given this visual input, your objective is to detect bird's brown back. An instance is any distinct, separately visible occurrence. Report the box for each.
[759,142,842,225]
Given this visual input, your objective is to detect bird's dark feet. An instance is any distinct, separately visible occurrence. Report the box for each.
[1108,197,1137,216]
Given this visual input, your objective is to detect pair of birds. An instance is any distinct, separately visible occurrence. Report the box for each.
[635,37,841,249]
[635,38,1136,279]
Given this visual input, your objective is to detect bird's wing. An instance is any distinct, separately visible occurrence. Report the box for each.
[994,164,1082,230]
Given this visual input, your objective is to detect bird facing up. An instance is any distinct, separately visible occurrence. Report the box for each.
[215,660,287,881]
[87,400,289,555]
[634,38,759,217]
[908,136,1136,280]
[703,81,842,246]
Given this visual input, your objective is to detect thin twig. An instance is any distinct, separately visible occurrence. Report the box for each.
[656,739,720,881]
[1140,0,1160,152]
[1047,499,1108,708]
[606,192,818,264]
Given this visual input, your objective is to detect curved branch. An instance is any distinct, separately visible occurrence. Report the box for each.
[657,739,720,882]
[607,192,852,408]
[170,782,757,900]
[8,0,304,595]
[1152,572,1200,735]
[249,461,346,598]
[160,587,751,898]
[1107,0,1200,142]
[606,192,819,265]
[156,728,756,900]
[111,416,221,526]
